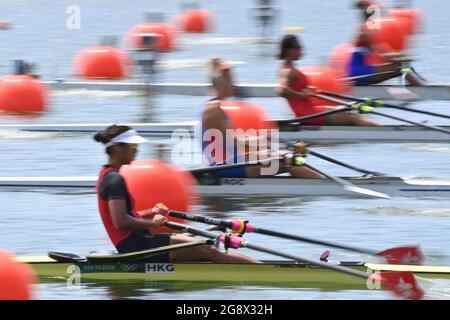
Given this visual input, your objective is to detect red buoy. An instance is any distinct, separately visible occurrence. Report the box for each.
[329,43,385,77]
[125,23,177,51]
[364,16,411,52]
[175,10,213,33]
[220,101,274,133]
[0,75,49,113]
[299,66,351,106]
[328,43,356,77]
[119,160,198,233]
[73,46,131,80]
[388,8,423,35]
[0,250,37,300]
[0,21,11,30]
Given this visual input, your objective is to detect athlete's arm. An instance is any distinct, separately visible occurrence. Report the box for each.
[277,68,315,98]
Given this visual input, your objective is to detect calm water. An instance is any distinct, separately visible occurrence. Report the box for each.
[1,0,450,300]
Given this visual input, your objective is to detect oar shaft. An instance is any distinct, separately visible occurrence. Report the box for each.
[370,110,450,135]
[322,91,450,120]
[169,211,377,254]
[315,94,450,135]
[169,211,233,229]
[165,221,369,280]
[341,71,397,82]
[243,242,369,279]
[165,221,218,239]
[308,150,380,175]
[388,106,450,120]
[189,156,282,176]
[276,106,352,125]
[253,227,377,255]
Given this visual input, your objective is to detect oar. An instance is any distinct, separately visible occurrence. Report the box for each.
[276,106,352,125]
[341,70,398,82]
[321,91,450,120]
[167,211,422,265]
[289,141,385,176]
[189,153,390,198]
[164,221,424,300]
[189,156,283,176]
[300,160,391,199]
[314,94,450,136]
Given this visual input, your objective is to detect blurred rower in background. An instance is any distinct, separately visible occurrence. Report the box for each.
[348,0,427,86]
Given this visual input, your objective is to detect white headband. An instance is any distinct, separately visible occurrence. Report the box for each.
[105,129,149,147]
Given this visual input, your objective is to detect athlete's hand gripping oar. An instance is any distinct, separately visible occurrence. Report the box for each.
[164,221,424,300]
[289,141,385,177]
[292,156,391,199]
[167,211,422,265]
[314,94,450,136]
[320,91,450,120]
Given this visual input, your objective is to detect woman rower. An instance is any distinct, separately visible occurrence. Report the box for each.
[277,34,378,126]
[201,57,324,179]
[94,125,258,263]
[349,1,427,86]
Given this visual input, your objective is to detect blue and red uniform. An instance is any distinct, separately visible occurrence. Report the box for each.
[201,99,247,177]
[348,47,377,85]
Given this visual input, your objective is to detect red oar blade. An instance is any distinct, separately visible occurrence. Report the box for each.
[369,271,424,300]
[377,246,423,265]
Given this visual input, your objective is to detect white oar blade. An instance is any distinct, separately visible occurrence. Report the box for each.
[344,185,391,199]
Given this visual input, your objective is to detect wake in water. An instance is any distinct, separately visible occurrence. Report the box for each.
[357,206,450,217]
[418,278,450,300]
[0,130,75,139]
[180,37,277,45]
[405,145,450,153]
[51,90,144,99]
[157,59,247,70]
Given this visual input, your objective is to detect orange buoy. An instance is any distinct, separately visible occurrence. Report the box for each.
[329,43,385,77]
[328,43,356,77]
[299,66,351,106]
[0,250,37,300]
[388,8,423,35]
[0,21,11,30]
[119,160,198,233]
[364,16,411,52]
[73,46,131,80]
[125,23,177,51]
[0,75,49,113]
[220,101,274,132]
[175,9,213,33]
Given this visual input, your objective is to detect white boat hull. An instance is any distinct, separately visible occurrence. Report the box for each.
[1,122,450,143]
[43,81,450,101]
[1,176,449,197]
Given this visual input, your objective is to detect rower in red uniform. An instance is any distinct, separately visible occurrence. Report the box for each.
[202,57,324,179]
[95,124,259,263]
[277,34,378,126]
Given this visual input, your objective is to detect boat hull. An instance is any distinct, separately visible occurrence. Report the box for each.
[1,176,450,197]
[1,123,450,143]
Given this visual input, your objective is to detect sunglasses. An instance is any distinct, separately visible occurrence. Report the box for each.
[117,143,138,151]
[127,143,138,151]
